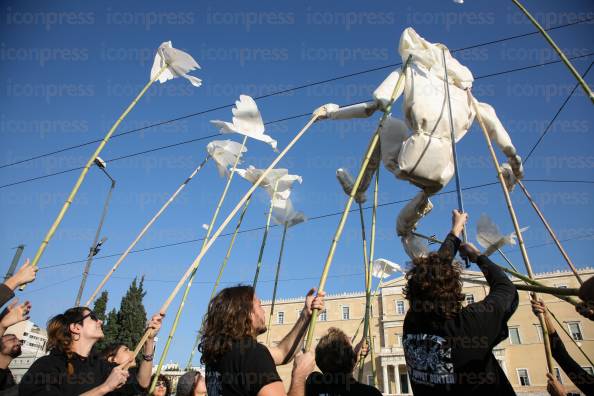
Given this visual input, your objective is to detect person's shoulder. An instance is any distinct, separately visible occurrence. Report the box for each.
[352,382,383,396]
[29,352,66,369]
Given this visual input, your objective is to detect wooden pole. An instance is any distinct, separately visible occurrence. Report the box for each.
[358,169,379,383]
[185,194,253,369]
[22,65,168,290]
[470,91,554,374]
[253,180,280,290]
[127,114,320,367]
[85,155,210,306]
[305,56,412,351]
[510,0,594,103]
[148,136,247,391]
[517,180,583,284]
[266,222,289,346]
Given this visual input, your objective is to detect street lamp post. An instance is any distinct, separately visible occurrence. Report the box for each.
[75,157,116,306]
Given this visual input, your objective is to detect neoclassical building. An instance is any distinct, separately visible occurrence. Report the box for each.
[260,268,593,396]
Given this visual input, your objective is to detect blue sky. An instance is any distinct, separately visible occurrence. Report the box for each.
[1,0,593,365]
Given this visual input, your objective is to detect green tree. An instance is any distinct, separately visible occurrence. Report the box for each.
[93,291,109,323]
[100,308,120,351]
[116,276,147,349]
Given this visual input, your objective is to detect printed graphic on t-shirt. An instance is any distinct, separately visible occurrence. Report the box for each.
[403,333,454,386]
[206,368,223,396]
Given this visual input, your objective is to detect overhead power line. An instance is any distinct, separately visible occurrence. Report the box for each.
[2,52,593,190]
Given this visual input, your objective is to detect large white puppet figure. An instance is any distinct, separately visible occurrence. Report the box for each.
[315,28,524,259]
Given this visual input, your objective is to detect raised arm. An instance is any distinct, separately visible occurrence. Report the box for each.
[267,289,325,365]
[437,210,467,259]
[136,313,163,388]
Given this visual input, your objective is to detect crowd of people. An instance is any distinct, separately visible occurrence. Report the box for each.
[0,210,591,395]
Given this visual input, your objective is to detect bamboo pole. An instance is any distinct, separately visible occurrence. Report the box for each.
[462,277,579,296]
[517,180,583,284]
[266,222,289,346]
[22,65,169,291]
[510,0,594,103]
[253,180,280,290]
[185,194,253,369]
[85,155,210,306]
[470,91,554,374]
[358,169,379,383]
[148,136,248,392]
[305,56,412,351]
[127,114,320,368]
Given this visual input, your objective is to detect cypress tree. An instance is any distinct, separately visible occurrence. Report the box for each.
[116,276,147,348]
[93,291,109,323]
[100,308,120,350]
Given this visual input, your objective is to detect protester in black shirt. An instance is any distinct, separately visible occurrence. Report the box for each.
[531,298,594,395]
[402,210,518,396]
[199,285,324,396]
[19,306,162,395]
[305,327,382,396]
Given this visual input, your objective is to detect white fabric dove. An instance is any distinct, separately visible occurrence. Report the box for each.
[271,197,306,228]
[372,258,402,279]
[211,95,277,151]
[237,166,302,200]
[206,140,247,178]
[476,214,528,256]
[150,41,202,87]
[401,233,430,260]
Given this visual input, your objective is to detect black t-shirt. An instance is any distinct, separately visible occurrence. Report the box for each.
[0,368,15,391]
[18,350,144,396]
[403,234,519,396]
[205,337,281,396]
[305,372,382,396]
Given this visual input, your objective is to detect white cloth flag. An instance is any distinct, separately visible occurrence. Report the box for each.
[372,258,402,279]
[211,95,277,151]
[150,41,202,87]
[476,214,528,256]
[206,140,247,178]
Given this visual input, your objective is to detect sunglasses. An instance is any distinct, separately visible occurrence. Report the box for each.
[156,381,167,387]
[79,311,99,323]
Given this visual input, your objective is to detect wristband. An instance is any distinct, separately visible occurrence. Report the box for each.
[142,354,153,362]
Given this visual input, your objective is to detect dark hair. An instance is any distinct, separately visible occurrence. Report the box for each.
[403,252,465,319]
[100,343,125,362]
[199,285,255,365]
[46,307,92,376]
[151,374,171,396]
[315,328,356,375]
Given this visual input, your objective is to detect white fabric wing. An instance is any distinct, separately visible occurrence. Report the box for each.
[237,166,301,200]
[211,95,277,151]
[477,214,528,256]
[401,233,430,260]
[206,140,247,178]
[150,41,202,87]
[372,258,402,279]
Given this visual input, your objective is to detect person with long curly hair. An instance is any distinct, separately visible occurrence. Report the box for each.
[199,285,324,396]
[18,306,162,396]
[402,210,518,395]
[149,374,172,396]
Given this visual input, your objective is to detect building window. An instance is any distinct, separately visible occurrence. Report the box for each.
[517,369,530,386]
[367,375,374,386]
[396,300,405,315]
[465,294,475,305]
[567,322,583,341]
[535,325,543,342]
[342,306,350,320]
[319,310,327,321]
[277,311,284,325]
[554,367,562,384]
[395,334,402,346]
[509,327,521,345]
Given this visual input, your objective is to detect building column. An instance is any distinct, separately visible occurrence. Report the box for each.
[382,364,389,394]
[394,364,401,395]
